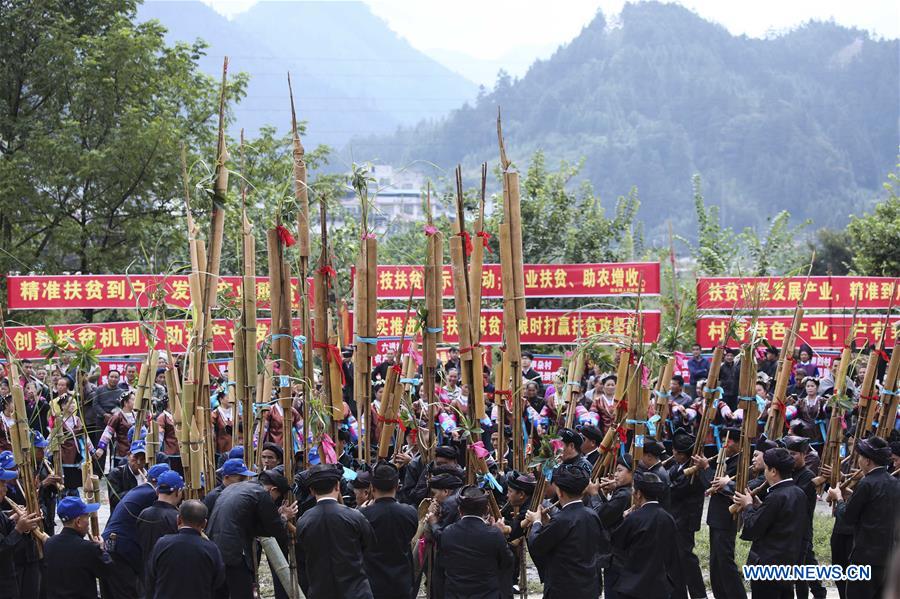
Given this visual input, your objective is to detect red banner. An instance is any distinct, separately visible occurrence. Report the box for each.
[372,309,660,346]
[0,318,297,360]
[367,262,660,299]
[3,309,660,359]
[697,276,899,310]
[696,314,898,350]
[6,275,308,311]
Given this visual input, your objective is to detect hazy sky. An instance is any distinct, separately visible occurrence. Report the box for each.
[198,0,899,84]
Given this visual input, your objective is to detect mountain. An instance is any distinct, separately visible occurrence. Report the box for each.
[348,2,899,235]
[137,1,478,147]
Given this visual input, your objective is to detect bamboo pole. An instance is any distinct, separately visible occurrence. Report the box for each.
[377,295,415,458]
[764,307,803,439]
[563,350,587,429]
[313,201,343,447]
[734,345,759,516]
[653,357,676,440]
[422,183,442,465]
[875,328,900,440]
[7,361,44,551]
[288,74,313,470]
[817,310,858,493]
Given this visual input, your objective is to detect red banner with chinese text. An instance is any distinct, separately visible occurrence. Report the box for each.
[696,314,898,350]
[697,276,900,310]
[6,275,308,311]
[0,318,298,360]
[372,309,660,346]
[3,309,660,359]
[366,262,660,299]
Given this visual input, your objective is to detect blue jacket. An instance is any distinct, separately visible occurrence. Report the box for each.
[102,483,157,572]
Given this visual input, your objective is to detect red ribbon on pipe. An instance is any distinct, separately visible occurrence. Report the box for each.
[476,231,493,254]
[313,341,346,385]
[458,230,473,256]
[275,225,296,247]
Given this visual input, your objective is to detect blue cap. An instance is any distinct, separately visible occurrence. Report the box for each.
[147,464,170,481]
[219,458,256,477]
[0,451,15,470]
[0,469,17,481]
[130,440,147,455]
[31,431,49,449]
[57,496,100,521]
[127,425,148,443]
[156,470,185,494]
[227,446,245,460]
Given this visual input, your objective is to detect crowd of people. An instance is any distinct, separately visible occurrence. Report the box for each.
[0,342,898,599]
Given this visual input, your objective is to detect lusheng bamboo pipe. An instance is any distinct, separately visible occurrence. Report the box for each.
[875,335,900,440]
[563,350,586,429]
[422,183,442,464]
[377,295,415,457]
[817,308,858,494]
[764,306,804,439]
[653,357,676,440]
[3,497,49,543]
[734,344,759,518]
[729,482,769,515]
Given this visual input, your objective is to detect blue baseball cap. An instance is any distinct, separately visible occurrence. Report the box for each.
[0,451,15,470]
[31,431,49,449]
[127,425,147,443]
[227,446,245,460]
[218,458,256,477]
[147,464,170,481]
[0,469,17,481]
[156,470,185,494]
[57,496,100,521]
[130,440,147,455]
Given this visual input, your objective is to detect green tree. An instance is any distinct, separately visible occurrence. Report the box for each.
[689,175,736,276]
[0,0,246,294]
[845,166,900,276]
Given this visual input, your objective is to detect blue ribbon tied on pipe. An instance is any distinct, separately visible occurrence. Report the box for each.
[481,472,503,492]
[704,386,724,409]
[652,390,671,400]
[355,335,378,345]
[626,414,661,437]
[272,334,307,370]
[739,395,767,413]
[425,326,443,334]
[399,378,422,386]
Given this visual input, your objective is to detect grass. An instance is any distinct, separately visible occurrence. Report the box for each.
[695,508,837,591]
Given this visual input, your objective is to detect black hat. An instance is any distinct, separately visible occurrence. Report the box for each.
[580,425,603,444]
[341,347,353,358]
[633,471,666,498]
[616,453,635,472]
[262,443,284,462]
[435,446,458,460]
[722,427,742,443]
[890,441,900,458]
[156,367,167,377]
[305,463,343,486]
[763,448,795,472]
[258,469,291,494]
[857,436,892,466]
[507,471,537,494]
[431,464,465,478]
[350,471,373,490]
[429,472,464,491]
[672,428,695,453]
[642,439,665,457]
[551,463,589,495]
[522,351,534,359]
[783,435,810,453]
[754,436,778,454]
[725,347,739,356]
[559,428,584,450]
[371,461,400,491]
[457,485,490,513]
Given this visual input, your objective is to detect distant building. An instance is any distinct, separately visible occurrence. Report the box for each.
[337,165,453,232]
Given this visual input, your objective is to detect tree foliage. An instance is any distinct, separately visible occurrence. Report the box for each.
[844,166,900,276]
[0,0,246,282]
